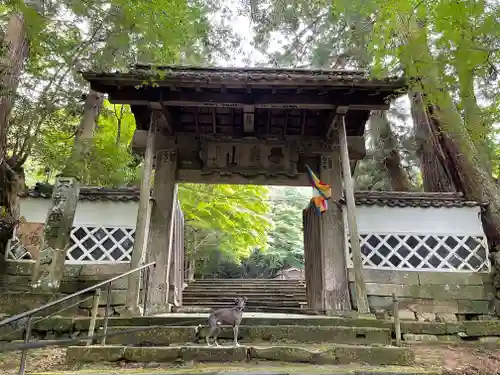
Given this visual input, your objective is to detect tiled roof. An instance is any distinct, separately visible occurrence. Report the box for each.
[349,191,487,208]
[22,186,140,202]
[22,187,486,208]
[82,64,406,89]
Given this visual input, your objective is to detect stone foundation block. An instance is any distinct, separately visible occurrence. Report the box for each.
[398,309,416,320]
[402,334,438,342]
[124,347,180,362]
[180,346,247,362]
[66,345,125,363]
[416,312,436,322]
[105,325,391,346]
[478,336,500,345]
[249,344,415,366]
[436,313,458,323]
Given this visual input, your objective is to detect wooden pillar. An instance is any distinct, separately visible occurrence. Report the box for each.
[339,115,370,314]
[125,122,156,315]
[319,152,351,311]
[168,200,183,306]
[145,148,177,314]
[303,207,322,310]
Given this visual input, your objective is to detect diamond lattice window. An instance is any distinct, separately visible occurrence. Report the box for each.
[66,226,135,264]
[346,234,490,272]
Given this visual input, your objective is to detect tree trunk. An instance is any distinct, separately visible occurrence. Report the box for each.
[377,111,411,191]
[410,91,456,192]
[401,15,500,247]
[0,11,29,252]
[32,91,102,291]
[369,111,411,191]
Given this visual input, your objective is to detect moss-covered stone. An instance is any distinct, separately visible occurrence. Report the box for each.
[65,345,125,363]
[180,346,247,362]
[400,322,447,335]
[463,320,500,336]
[33,317,75,332]
[402,334,438,342]
[0,292,79,316]
[249,344,414,366]
[318,345,415,366]
[246,325,391,345]
[123,347,180,362]
[72,316,393,331]
[249,346,315,362]
[105,325,391,346]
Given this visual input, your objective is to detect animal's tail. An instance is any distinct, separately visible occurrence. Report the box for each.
[194,324,203,342]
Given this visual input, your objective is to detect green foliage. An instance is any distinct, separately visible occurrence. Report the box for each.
[180,184,272,263]
[191,186,310,278]
[28,101,140,187]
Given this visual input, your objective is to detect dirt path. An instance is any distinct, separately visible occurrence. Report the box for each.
[1,345,499,375]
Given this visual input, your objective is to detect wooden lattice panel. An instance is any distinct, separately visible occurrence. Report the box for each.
[345,233,490,272]
[66,226,135,264]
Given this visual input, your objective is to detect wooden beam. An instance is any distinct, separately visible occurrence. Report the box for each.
[107,88,392,109]
[300,110,306,136]
[131,130,365,157]
[212,108,217,134]
[339,114,370,314]
[194,107,199,134]
[160,105,173,135]
[243,105,255,133]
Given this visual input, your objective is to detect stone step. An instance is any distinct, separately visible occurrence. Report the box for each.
[68,315,386,331]
[182,292,307,298]
[182,298,306,306]
[174,306,307,314]
[66,343,414,366]
[180,302,307,314]
[105,325,391,346]
[184,287,306,292]
[184,279,305,284]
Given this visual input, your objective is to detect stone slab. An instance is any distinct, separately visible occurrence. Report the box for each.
[105,325,391,346]
[65,344,415,366]
[347,270,419,285]
[0,292,80,316]
[248,345,415,366]
[350,283,494,301]
[77,290,127,308]
[417,272,493,286]
[72,316,393,331]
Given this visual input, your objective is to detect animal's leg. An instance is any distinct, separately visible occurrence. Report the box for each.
[233,325,240,347]
[212,324,221,346]
[205,317,218,346]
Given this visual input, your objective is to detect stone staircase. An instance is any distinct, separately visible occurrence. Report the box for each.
[182,279,307,313]
[65,314,416,367]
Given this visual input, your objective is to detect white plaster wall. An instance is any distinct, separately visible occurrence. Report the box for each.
[344,206,485,236]
[20,198,138,227]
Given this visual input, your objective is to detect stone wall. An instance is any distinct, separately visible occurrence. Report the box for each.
[348,269,495,321]
[0,262,134,316]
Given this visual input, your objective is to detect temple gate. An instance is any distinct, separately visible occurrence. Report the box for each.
[82,65,406,314]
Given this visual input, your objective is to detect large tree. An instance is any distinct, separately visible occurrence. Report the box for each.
[0,0,237,251]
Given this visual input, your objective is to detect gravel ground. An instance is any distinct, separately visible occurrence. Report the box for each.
[1,344,499,375]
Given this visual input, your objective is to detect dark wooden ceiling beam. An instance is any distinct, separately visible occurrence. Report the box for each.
[326,106,349,139]
[107,87,392,109]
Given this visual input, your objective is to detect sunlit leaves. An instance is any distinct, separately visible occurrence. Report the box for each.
[179,183,272,262]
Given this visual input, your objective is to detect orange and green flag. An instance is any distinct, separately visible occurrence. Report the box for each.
[305,164,332,215]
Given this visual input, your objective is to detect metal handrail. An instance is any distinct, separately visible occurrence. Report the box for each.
[0,261,155,328]
[0,261,155,375]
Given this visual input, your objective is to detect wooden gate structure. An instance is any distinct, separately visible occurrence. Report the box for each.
[83,65,406,314]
